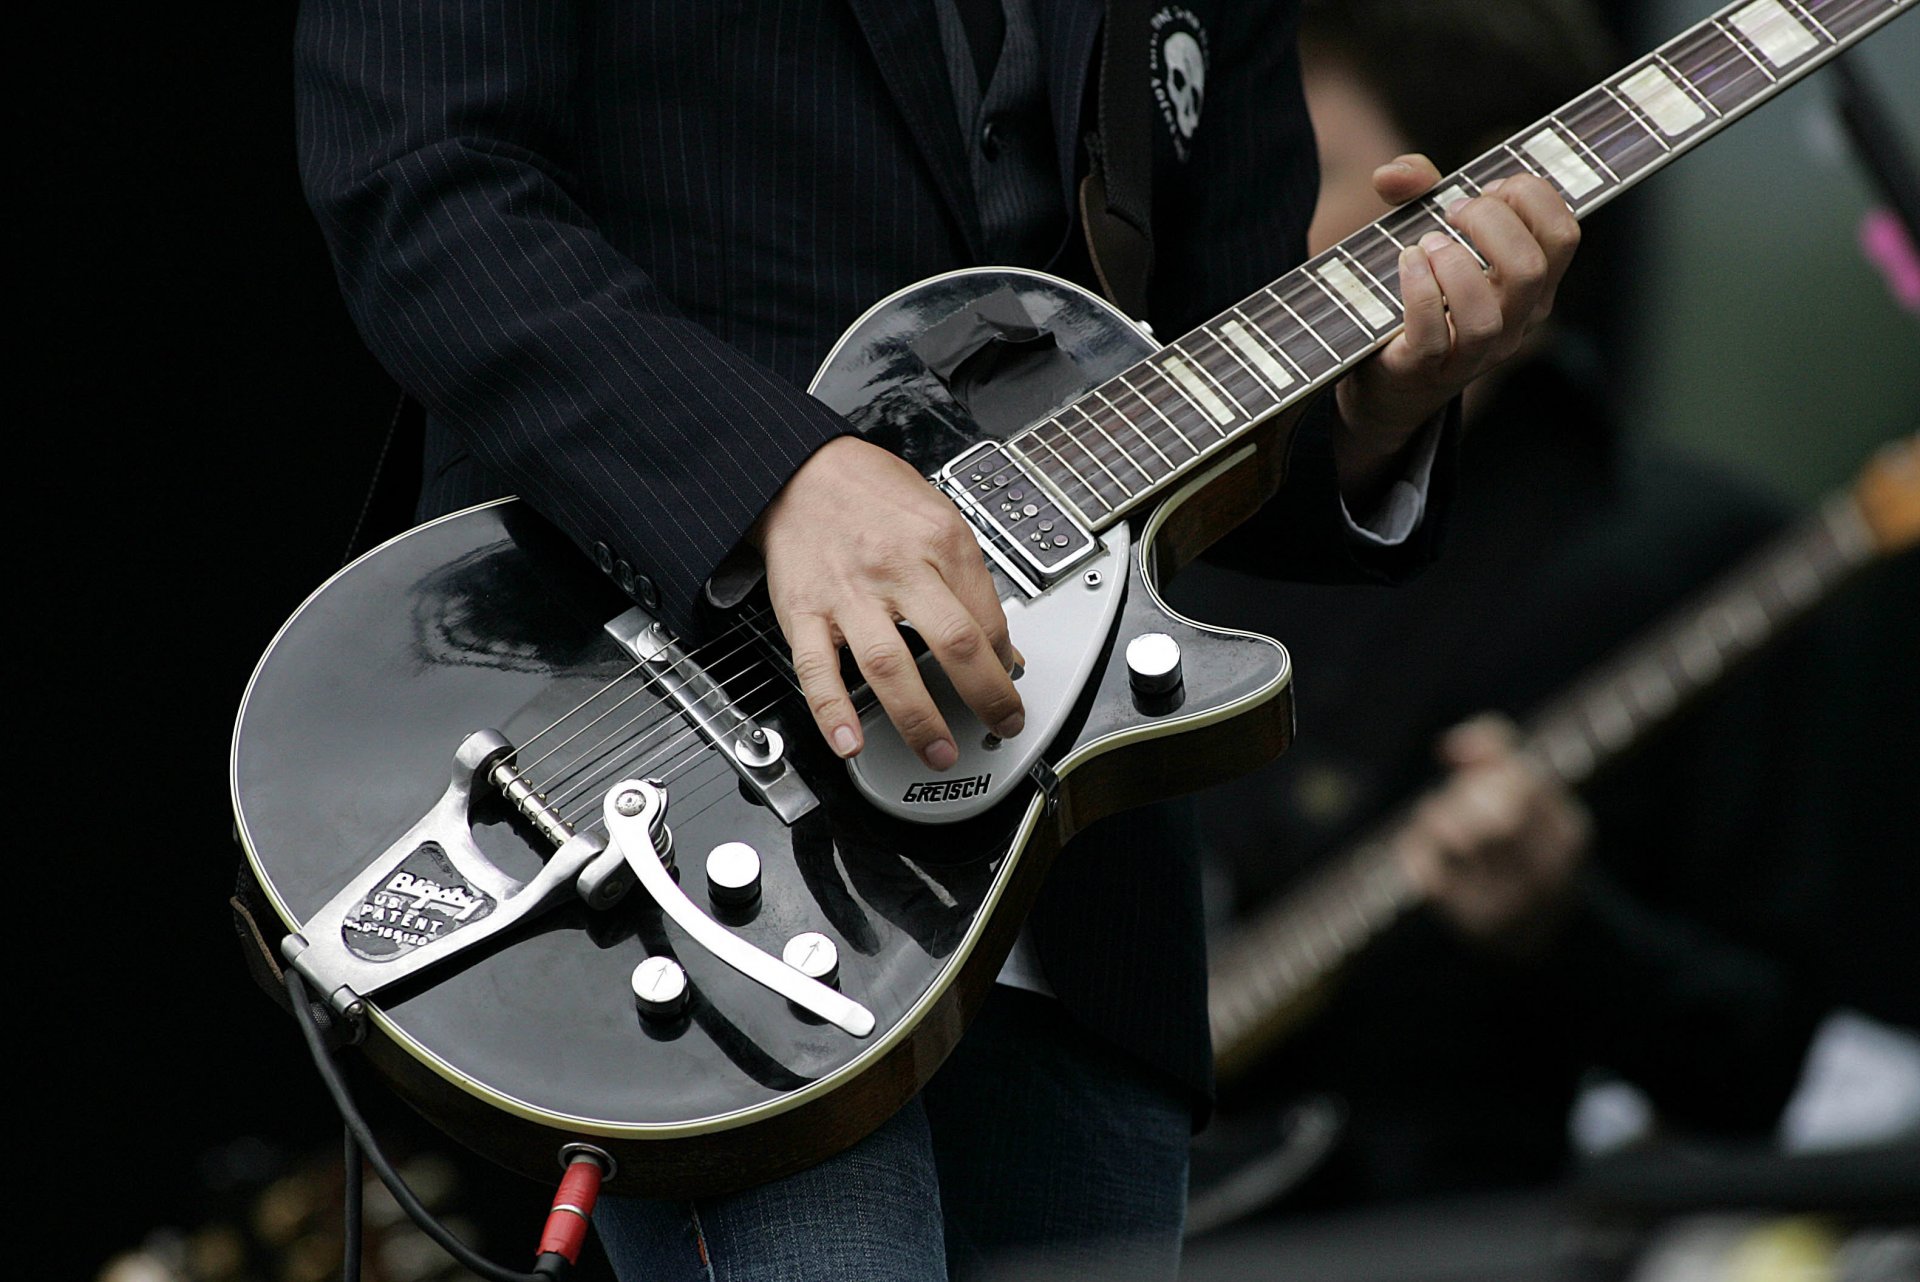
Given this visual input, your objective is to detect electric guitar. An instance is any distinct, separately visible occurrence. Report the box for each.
[231,0,1914,1198]
[1205,434,1920,1083]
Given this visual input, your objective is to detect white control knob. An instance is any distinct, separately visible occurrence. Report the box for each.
[1125,632,1183,695]
[631,955,689,1020]
[705,841,763,906]
[783,932,841,986]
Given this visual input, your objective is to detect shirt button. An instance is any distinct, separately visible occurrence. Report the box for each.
[636,576,660,609]
[979,118,1005,159]
[613,559,636,595]
[593,541,614,574]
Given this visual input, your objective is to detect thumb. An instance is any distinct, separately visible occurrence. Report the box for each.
[1373,153,1444,207]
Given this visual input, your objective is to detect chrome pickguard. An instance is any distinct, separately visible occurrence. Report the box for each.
[845,522,1130,823]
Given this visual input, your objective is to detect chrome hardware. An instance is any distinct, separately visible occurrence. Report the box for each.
[557,1143,617,1179]
[631,956,690,1021]
[733,727,784,771]
[845,521,1131,825]
[604,609,817,824]
[782,932,841,986]
[603,780,873,1036]
[705,841,762,906]
[282,730,609,1017]
[939,440,1100,588]
[1083,570,1103,588]
[1125,632,1183,695]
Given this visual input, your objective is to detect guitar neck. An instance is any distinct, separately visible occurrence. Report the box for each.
[1208,487,1886,1076]
[1520,494,1878,787]
[1003,0,1913,529]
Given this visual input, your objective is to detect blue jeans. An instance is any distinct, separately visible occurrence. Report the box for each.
[595,987,1192,1281]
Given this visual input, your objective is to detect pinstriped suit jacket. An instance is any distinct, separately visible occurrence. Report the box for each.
[295,0,1450,1108]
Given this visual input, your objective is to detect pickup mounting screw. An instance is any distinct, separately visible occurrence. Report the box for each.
[1083,570,1103,588]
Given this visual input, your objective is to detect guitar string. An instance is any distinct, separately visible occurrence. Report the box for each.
[510,51,1813,847]
[515,603,789,784]
[1001,92,1698,500]
[520,571,1011,821]
[510,604,784,770]
[522,609,799,804]
[559,681,802,838]
[526,91,1687,775]
[512,83,1707,806]
[548,666,793,825]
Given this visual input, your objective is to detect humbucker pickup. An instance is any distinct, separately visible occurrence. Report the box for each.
[940,441,1098,587]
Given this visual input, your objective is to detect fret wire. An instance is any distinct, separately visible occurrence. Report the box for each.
[1002,435,1109,522]
[1303,279,1376,350]
[1069,403,1154,483]
[1651,51,1723,117]
[1230,292,1320,376]
[1090,393,1175,474]
[1711,15,1782,81]
[1380,200,1456,251]
[1257,286,1358,362]
[1296,273,1372,343]
[1414,187,1494,267]
[1245,284,1370,384]
[1549,111,1622,184]
[1171,340,1249,419]
[1559,91,1667,187]
[1105,385,1190,466]
[1114,373,1201,453]
[1129,364,1214,430]
[1188,329,1278,412]
[1035,392,1140,481]
[1036,417,1131,502]
[1600,82,1675,150]
[1665,27,1767,112]
[1056,413,1143,493]
[1346,224,1408,278]
[1146,359,1220,427]
[1335,245,1401,312]
[1820,0,1899,39]
[1499,141,1545,182]
[1017,429,1115,514]
[1265,286,1340,360]
[1780,0,1836,41]
[1229,306,1309,384]
[1467,149,1530,188]
[1208,320,1287,399]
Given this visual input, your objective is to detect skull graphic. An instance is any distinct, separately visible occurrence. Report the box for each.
[1162,31,1205,138]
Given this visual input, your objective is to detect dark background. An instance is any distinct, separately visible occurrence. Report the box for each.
[43,4,1915,1279]
[49,8,430,1274]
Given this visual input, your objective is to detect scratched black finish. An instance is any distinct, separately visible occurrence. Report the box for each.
[232,268,1292,1191]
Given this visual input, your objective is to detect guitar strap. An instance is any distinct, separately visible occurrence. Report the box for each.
[1079,0,1156,320]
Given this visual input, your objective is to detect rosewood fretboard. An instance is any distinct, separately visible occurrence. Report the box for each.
[1000,0,1913,530]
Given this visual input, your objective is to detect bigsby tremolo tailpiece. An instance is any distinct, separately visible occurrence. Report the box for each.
[601,780,873,1037]
[281,729,635,1020]
[282,736,874,1039]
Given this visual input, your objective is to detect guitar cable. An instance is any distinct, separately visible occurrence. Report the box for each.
[284,968,606,1282]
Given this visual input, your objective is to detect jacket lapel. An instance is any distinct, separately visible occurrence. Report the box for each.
[842,0,984,260]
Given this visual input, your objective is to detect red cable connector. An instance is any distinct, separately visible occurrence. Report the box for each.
[534,1150,609,1276]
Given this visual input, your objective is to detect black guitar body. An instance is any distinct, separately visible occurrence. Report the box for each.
[232,268,1295,1196]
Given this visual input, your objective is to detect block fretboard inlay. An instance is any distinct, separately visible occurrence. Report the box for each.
[1001,0,1910,529]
